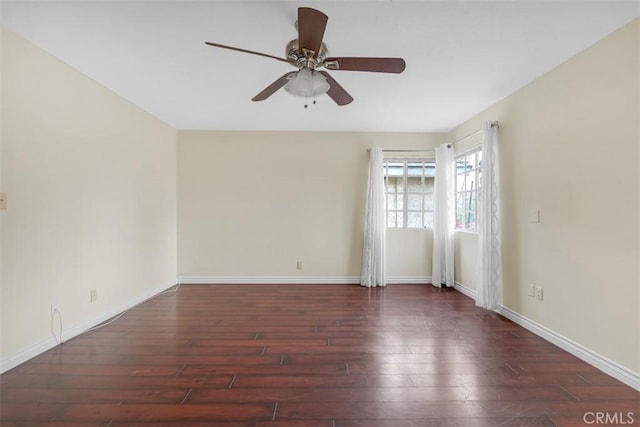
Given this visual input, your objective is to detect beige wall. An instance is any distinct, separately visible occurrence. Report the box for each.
[386,229,432,280]
[177,130,445,280]
[450,20,639,373]
[0,29,177,368]
[453,231,478,291]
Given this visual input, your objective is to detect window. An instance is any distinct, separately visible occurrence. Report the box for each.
[384,159,435,229]
[455,149,482,232]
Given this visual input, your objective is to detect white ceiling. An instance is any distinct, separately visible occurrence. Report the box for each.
[1,1,638,132]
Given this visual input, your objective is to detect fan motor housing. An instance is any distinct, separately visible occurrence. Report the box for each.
[286,39,328,68]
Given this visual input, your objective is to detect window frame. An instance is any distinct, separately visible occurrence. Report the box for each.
[455,148,482,233]
[383,158,435,230]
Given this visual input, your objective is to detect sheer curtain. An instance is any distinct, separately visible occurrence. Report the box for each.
[432,143,455,288]
[361,147,386,288]
[476,121,502,309]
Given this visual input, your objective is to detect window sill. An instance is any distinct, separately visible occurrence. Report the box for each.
[387,228,432,231]
[455,229,479,235]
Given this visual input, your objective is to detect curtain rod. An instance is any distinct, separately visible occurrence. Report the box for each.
[366,121,499,153]
[365,148,435,153]
[450,120,499,146]
[379,149,435,152]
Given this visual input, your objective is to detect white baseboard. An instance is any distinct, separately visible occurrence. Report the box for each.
[178,276,361,285]
[497,305,640,392]
[0,280,178,374]
[179,276,433,285]
[453,281,477,299]
[387,276,431,284]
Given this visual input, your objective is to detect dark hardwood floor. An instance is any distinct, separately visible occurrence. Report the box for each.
[1,284,638,426]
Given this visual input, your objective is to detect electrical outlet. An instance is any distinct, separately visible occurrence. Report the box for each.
[527,284,535,298]
[535,286,544,301]
[296,261,303,270]
[90,289,98,302]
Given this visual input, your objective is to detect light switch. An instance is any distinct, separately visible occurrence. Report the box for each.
[528,209,540,223]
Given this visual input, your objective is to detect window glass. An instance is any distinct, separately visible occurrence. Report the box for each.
[384,159,435,229]
[455,149,482,232]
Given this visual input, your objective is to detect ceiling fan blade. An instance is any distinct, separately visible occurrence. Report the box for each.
[324,57,406,73]
[205,42,291,64]
[252,72,296,101]
[319,71,353,106]
[297,7,328,59]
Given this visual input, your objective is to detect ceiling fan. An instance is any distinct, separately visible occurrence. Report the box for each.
[205,7,406,106]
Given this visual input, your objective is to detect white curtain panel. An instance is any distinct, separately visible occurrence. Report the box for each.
[432,143,455,288]
[476,121,502,309]
[361,147,386,288]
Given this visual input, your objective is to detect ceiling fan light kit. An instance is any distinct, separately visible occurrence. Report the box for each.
[205,7,406,106]
[283,68,330,99]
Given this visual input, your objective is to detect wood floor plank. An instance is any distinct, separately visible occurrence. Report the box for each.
[334,418,556,427]
[561,384,640,400]
[179,362,348,376]
[1,284,638,426]
[478,399,640,418]
[276,400,489,419]
[62,402,275,422]
[0,373,230,390]
[188,386,453,404]
[232,373,415,389]
[0,388,188,404]
[11,363,182,377]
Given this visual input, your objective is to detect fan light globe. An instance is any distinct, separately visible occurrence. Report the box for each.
[284,68,330,98]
